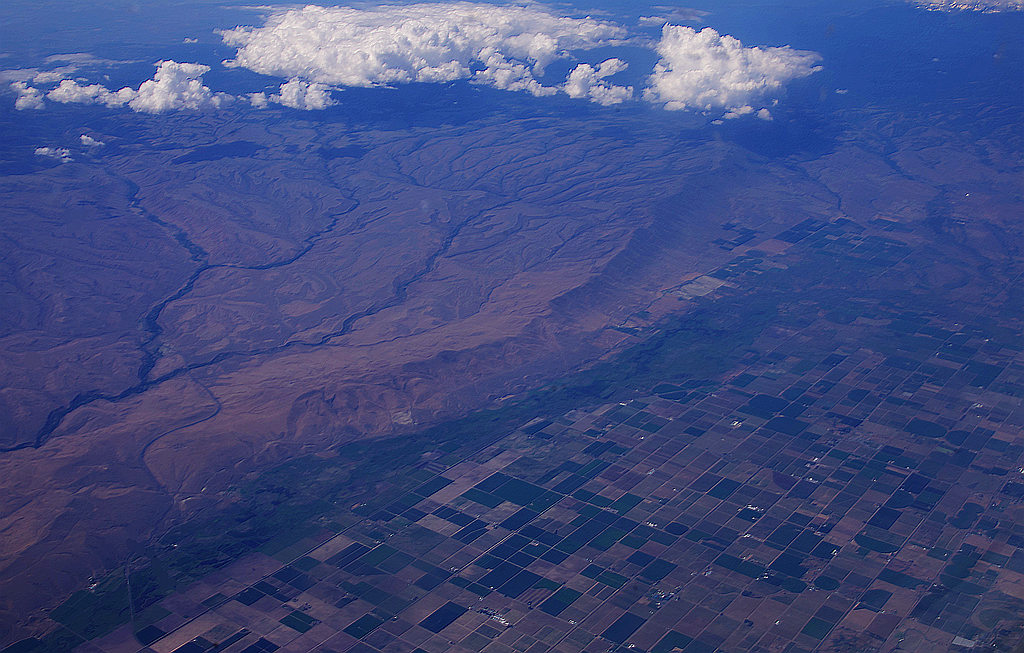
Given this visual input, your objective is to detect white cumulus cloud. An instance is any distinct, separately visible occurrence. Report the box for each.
[249,92,269,108]
[11,81,45,110]
[45,60,231,113]
[219,3,628,98]
[564,58,633,105]
[35,146,73,162]
[47,79,135,107]
[643,25,821,114]
[80,134,105,147]
[722,104,772,120]
[129,61,230,112]
[271,78,336,109]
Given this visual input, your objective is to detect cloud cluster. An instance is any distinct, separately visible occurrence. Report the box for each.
[34,146,73,162]
[722,105,773,121]
[7,3,823,118]
[912,0,1022,10]
[564,58,632,106]
[643,26,821,113]
[272,79,336,110]
[47,80,134,108]
[218,4,820,113]
[220,3,627,97]
[11,82,45,110]
[249,80,337,109]
[44,61,230,113]
[3,54,124,109]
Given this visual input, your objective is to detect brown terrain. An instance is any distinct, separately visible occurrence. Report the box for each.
[0,109,838,639]
[0,98,1021,647]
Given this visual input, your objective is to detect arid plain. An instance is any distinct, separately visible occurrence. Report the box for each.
[1,97,1021,648]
